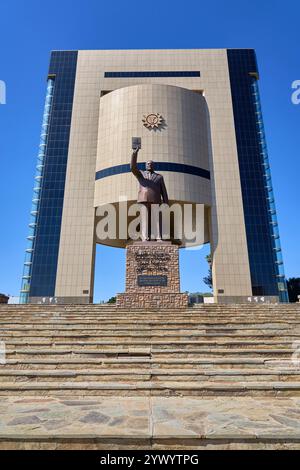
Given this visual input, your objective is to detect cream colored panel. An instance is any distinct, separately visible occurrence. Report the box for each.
[55,49,252,301]
[94,84,211,207]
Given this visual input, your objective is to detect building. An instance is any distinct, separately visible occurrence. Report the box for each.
[20,49,288,304]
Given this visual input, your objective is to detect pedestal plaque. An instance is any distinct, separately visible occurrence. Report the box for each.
[116,241,189,308]
[137,275,168,287]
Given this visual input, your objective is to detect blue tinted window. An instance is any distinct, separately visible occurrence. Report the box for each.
[104,71,200,78]
[29,51,78,298]
[227,49,287,298]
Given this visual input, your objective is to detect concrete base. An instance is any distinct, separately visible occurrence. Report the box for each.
[215,296,280,304]
[28,296,92,305]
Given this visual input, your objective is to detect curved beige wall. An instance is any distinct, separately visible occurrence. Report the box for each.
[94,83,212,247]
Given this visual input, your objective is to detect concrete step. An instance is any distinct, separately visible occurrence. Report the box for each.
[0,303,299,399]
[3,347,294,358]
[0,310,299,317]
[1,320,299,327]
[2,303,299,309]
[1,313,299,318]
[0,368,300,383]
[2,334,300,344]
[0,321,291,327]
[3,357,295,370]
[0,309,295,317]
[1,319,299,328]
[3,339,297,348]
[0,325,300,338]
[1,324,295,329]
[1,325,297,332]
[0,380,300,397]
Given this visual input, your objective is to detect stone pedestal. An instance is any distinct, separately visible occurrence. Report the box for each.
[116,241,188,308]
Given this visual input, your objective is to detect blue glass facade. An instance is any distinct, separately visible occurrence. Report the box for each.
[20,78,55,303]
[20,51,78,302]
[227,49,288,300]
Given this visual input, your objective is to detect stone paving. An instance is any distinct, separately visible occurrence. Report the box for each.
[0,396,300,448]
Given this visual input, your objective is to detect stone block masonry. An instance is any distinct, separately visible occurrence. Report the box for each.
[116,241,188,308]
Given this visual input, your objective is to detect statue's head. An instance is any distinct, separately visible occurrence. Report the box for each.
[146,160,154,172]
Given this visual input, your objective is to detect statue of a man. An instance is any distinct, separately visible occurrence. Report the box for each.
[131,147,169,240]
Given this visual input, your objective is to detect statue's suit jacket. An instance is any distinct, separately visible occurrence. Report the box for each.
[131,153,169,204]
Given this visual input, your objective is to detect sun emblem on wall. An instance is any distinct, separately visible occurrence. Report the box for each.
[142,113,164,129]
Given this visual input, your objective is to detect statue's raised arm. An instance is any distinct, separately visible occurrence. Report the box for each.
[130,147,141,179]
[130,146,168,207]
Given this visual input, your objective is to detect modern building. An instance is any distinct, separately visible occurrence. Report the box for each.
[20,49,288,304]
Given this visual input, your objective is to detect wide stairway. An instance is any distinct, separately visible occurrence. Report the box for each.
[0,303,300,397]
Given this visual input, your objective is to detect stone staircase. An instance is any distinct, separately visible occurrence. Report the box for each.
[0,303,300,397]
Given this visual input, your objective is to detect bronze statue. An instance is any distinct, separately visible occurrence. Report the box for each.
[131,147,169,240]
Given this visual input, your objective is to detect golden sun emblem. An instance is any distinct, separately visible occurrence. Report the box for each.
[142,113,163,129]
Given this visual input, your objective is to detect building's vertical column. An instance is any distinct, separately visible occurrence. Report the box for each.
[22,51,78,303]
[54,51,98,303]
[20,78,55,303]
[227,49,288,301]
[205,50,252,303]
[250,78,288,302]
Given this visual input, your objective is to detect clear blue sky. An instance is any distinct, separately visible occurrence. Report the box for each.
[0,0,299,301]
